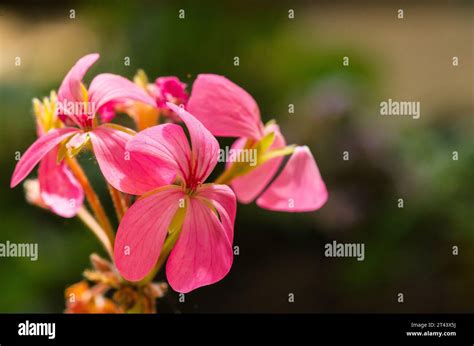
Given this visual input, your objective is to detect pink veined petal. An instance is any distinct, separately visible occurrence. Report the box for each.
[230,123,286,204]
[38,148,84,218]
[196,184,237,243]
[10,127,79,188]
[166,196,234,293]
[126,123,191,181]
[114,186,185,281]
[256,146,328,212]
[57,53,99,103]
[167,103,219,184]
[89,124,175,195]
[88,73,156,112]
[187,74,264,140]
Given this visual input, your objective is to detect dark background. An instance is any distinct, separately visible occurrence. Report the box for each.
[0,0,472,312]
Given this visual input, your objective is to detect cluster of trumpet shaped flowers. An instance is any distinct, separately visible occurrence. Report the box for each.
[11,54,328,294]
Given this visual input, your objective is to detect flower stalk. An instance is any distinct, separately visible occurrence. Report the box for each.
[65,156,115,247]
[76,207,113,259]
[138,203,187,286]
[138,228,181,286]
[107,183,127,221]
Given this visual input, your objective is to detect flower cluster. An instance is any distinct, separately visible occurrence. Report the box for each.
[10,54,327,309]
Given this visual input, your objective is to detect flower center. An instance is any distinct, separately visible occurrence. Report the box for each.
[185,178,202,196]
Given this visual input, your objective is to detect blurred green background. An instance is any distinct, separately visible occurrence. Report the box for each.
[0,0,473,312]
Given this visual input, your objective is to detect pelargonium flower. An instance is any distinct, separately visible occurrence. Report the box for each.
[187,74,328,212]
[20,92,84,218]
[114,103,236,293]
[101,72,189,129]
[11,53,173,195]
[153,76,188,112]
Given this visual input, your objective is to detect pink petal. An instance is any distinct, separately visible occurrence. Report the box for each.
[38,148,84,218]
[127,105,219,189]
[230,123,286,203]
[89,125,175,195]
[167,103,219,184]
[10,127,79,188]
[187,74,264,140]
[166,195,234,293]
[97,101,118,123]
[57,53,99,102]
[196,184,237,243]
[114,186,185,281]
[126,123,192,181]
[88,73,156,112]
[256,146,328,212]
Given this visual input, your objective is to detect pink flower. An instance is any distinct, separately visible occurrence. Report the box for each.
[187,74,328,212]
[97,75,188,126]
[154,76,188,110]
[114,103,236,293]
[37,147,84,217]
[11,54,174,195]
[19,93,84,218]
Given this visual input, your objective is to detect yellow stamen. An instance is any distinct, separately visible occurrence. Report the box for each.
[32,91,60,133]
[133,69,149,90]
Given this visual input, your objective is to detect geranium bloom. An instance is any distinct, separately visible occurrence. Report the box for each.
[20,92,84,218]
[153,76,188,112]
[100,72,188,129]
[114,103,236,293]
[10,53,171,195]
[187,74,328,212]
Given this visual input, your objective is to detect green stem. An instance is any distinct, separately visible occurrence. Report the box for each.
[76,207,113,259]
[214,163,237,185]
[66,156,115,246]
[138,229,182,286]
[107,183,127,222]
